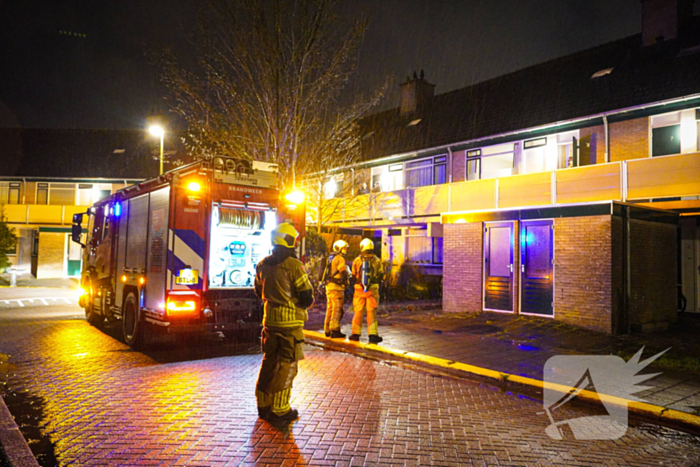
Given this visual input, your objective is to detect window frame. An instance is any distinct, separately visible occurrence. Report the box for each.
[403,154,448,189]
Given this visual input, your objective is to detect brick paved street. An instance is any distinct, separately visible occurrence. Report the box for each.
[1,294,699,466]
[304,301,700,417]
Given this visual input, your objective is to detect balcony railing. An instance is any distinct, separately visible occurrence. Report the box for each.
[4,204,90,225]
[315,152,700,226]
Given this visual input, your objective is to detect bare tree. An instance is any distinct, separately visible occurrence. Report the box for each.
[158,0,387,192]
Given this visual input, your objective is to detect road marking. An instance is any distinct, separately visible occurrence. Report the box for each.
[0,297,77,307]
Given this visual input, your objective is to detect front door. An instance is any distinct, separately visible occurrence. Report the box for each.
[483,222,514,312]
[520,220,554,316]
[66,234,82,276]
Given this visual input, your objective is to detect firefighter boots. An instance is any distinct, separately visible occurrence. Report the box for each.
[330,330,346,339]
[368,335,383,344]
[348,334,360,341]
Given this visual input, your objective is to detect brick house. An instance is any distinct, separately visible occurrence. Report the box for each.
[0,128,185,279]
[310,0,700,333]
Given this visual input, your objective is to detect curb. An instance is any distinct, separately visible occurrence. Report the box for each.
[0,396,39,467]
[304,330,700,436]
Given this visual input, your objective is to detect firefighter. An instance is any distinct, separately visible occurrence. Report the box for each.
[254,222,314,422]
[323,240,349,339]
[350,238,385,343]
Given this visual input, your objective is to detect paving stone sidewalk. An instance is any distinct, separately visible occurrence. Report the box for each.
[305,299,700,418]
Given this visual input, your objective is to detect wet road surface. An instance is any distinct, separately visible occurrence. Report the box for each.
[0,291,699,466]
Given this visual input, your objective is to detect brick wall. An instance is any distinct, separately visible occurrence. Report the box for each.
[610,117,649,162]
[24,181,36,204]
[37,232,65,278]
[451,150,466,183]
[554,216,613,333]
[611,216,623,334]
[443,222,482,313]
[628,219,677,332]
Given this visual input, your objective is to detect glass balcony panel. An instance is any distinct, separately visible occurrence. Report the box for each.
[556,162,621,204]
[627,152,700,200]
[499,172,551,208]
[411,184,449,216]
[450,179,497,211]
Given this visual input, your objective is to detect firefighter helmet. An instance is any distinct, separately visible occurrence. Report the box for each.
[271,223,299,248]
[360,238,374,252]
[332,240,348,253]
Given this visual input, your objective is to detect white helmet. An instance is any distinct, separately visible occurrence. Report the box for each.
[360,238,374,252]
[332,240,348,253]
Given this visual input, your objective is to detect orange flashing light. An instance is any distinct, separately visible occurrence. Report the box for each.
[121,275,127,283]
[165,292,200,318]
[139,277,146,285]
[187,181,202,192]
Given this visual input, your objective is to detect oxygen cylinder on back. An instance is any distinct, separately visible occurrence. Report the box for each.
[361,257,371,292]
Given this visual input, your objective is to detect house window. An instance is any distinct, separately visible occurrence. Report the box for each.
[0,182,21,204]
[323,178,344,199]
[371,165,403,192]
[434,156,447,184]
[652,111,682,157]
[77,184,93,205]
[35,182,77,205]
[36,183,49,205]
[652,125,680,157]
[405,159,432,187]
[466,157,480,181]
[404,155,448,188]
[405,235,443,265]
[432,237,443,264]
[48,183,76,205]
[481,143,516,179]
[405,235,432,263]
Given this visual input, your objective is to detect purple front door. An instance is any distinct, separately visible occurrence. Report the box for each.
[483,222,514,312]
[520,220,554,316]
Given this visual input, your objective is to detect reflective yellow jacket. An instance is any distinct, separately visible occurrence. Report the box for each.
[255,250,313,328]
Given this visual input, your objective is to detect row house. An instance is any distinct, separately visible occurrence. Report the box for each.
[0,127,177,279]
[310,0,700,334]
[1,177,140,278]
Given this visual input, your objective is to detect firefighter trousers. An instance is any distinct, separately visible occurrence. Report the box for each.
[352,284,379,336]
[324,286,345,333]
[256,326,305,415]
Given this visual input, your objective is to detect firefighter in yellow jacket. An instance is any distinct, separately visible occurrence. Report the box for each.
[323,240,349,339]
[350,238,385,344]
[254,223,314,422]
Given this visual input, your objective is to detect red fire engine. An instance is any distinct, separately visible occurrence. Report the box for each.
[71,158,304,349]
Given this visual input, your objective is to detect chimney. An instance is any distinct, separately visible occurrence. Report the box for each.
[400,70,435,116]
[641,0,694,46]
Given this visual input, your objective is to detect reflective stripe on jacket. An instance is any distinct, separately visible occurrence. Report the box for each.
[255,254,312,328]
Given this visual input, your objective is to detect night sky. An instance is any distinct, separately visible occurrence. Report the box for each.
[0,0,642,131]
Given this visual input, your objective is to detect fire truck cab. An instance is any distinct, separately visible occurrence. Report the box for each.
[71,158,302,349]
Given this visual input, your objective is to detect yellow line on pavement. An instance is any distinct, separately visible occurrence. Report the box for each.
[304,330,700,431]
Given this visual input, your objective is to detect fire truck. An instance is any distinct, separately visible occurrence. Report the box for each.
[71,158,305,349]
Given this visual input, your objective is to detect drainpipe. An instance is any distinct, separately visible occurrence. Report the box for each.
[351,168,356,198]
[603,115,610,163]
[447,147,453,183]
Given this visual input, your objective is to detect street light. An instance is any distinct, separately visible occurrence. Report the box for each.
[148,125,165,175]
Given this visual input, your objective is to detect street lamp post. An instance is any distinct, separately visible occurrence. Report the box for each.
[148,125,165,175]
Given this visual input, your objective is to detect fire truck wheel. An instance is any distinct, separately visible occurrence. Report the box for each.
[84,281,102,328]
[123,292,144,349]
